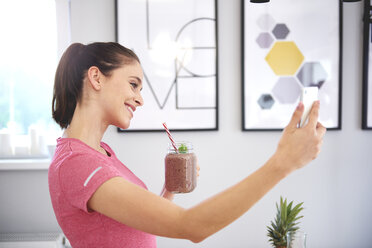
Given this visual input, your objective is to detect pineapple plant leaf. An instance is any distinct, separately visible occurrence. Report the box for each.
[267,197,304,248]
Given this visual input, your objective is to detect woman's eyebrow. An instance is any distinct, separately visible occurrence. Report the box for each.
[130,76,142,85]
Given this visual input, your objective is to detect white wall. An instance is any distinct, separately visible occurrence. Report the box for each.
[1,0,372,247]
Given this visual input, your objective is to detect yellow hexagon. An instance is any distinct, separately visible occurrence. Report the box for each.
[265,41,304,76]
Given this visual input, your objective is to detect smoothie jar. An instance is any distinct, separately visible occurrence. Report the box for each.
[165,141,197,193]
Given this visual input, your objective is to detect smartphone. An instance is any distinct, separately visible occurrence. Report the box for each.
[299,87,318,127]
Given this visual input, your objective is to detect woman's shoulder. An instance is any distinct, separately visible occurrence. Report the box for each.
[50,138,112,172]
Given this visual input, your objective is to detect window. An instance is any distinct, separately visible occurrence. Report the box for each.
[0,0,70,157]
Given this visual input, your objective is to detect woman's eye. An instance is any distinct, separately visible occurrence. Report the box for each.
[130,82,138,89]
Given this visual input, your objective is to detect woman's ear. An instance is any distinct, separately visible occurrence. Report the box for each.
[87,66,102,90]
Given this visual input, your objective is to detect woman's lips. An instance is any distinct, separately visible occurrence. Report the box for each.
[125,103,135,118]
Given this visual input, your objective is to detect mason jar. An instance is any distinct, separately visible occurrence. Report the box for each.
[164,141,197,193]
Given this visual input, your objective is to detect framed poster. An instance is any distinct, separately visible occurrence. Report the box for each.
[242,0,342,131]
[116,0,218,132]
[362,0,372,129]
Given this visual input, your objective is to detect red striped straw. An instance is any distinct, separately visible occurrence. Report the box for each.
[162,122,178,153]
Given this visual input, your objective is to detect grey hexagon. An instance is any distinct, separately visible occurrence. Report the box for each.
[272,23,290,39]
[296,62,328,88]
[257,14,276,31]
[256,32,274,49]
[257,94,275,109]
[272,77,302,104]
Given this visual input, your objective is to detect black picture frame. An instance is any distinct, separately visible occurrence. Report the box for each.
[115,0,218,132]
[242,0,343,131]
[362,0,372,129]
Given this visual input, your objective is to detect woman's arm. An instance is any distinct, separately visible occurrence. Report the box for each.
[88,102,326,243]
[88,156,285,242]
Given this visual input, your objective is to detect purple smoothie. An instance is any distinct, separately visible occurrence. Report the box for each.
[165,151,197,193]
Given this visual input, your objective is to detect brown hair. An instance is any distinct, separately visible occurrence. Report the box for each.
[52,42,139,129]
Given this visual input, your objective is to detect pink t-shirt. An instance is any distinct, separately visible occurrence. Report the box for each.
[48,138,157,248]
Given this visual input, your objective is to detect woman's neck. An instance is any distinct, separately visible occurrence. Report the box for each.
[63,103,109,155]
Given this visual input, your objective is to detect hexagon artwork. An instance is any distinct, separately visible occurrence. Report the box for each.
[256,14,276,31]
[257,94,275,109]
[272,23,290,40]
[272,77,302,104]
[265,41,304,76]
[296,62,328,88]
[256,32,274,48]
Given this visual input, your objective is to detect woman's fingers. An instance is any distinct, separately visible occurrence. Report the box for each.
[306,101,320,129]
[197,164,200,177]
[316,121,327,138]
[287,102,304,129]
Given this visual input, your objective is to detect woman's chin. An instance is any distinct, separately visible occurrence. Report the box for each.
[116,119,131,130]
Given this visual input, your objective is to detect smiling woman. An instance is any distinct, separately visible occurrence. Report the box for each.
[48,41,326,248]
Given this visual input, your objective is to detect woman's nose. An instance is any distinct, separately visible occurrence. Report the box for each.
[135,92,144,106]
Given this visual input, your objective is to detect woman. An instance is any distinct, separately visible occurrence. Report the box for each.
[48,42,326,248]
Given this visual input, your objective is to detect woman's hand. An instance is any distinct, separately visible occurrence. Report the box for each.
[161,164,200,201]
[161,185,175,201]
[273,101,326,173]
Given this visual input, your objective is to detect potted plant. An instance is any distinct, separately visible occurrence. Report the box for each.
[267,197,304,248]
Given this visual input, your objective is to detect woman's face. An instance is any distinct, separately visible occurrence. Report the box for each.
[100,60,144,130]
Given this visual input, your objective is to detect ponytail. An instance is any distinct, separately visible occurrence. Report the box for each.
[52,42,139,129]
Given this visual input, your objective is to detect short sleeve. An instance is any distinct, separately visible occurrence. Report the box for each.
[59,153,121,213]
